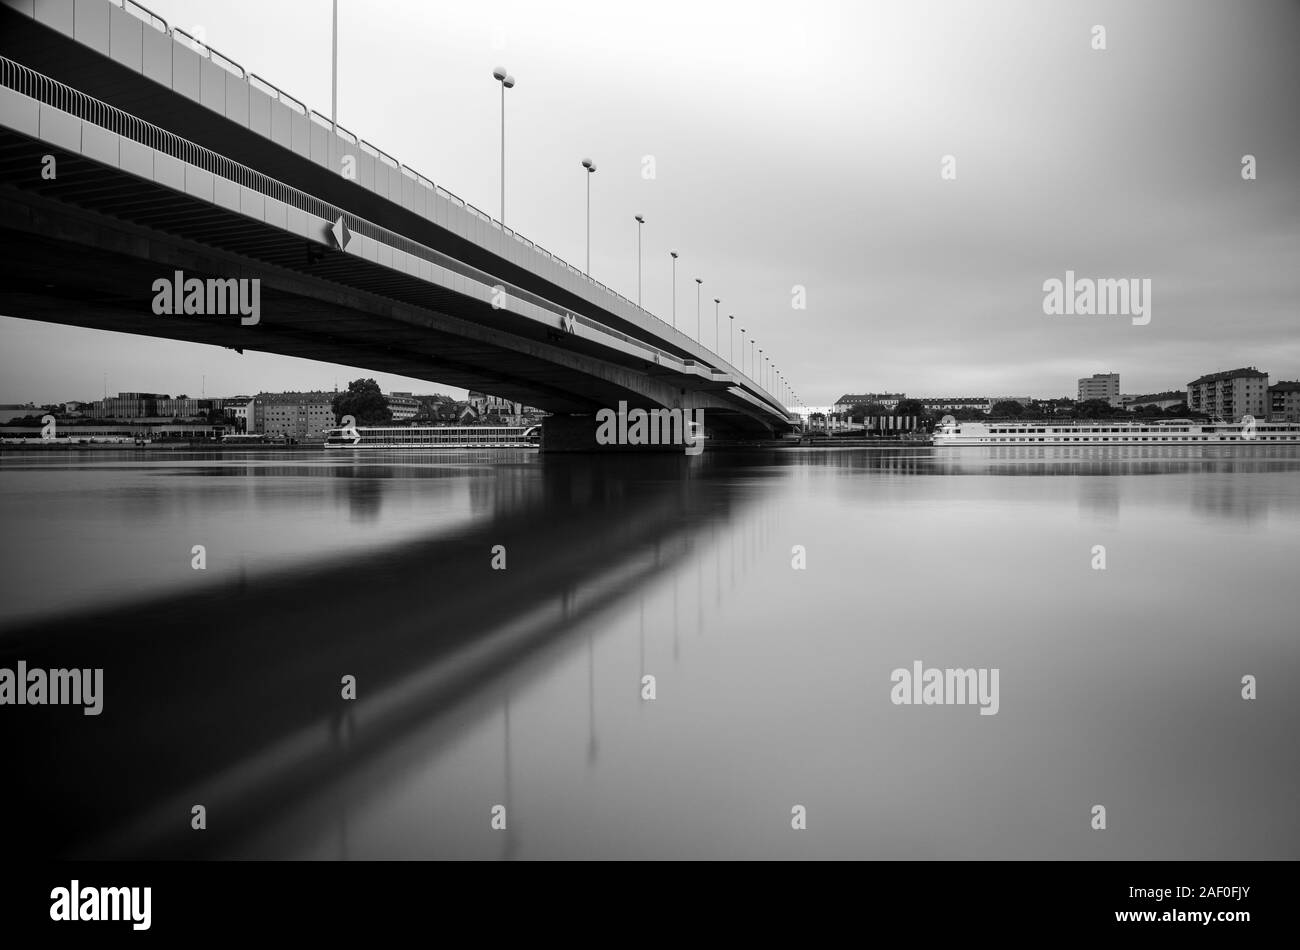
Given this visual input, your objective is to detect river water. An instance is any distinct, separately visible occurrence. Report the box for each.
[1,445,1296,859]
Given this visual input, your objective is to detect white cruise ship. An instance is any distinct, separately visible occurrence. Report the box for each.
[931,417,1300,446]
[323,425,540,448]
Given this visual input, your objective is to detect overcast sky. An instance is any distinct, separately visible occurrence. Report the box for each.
[2,0,1296,404]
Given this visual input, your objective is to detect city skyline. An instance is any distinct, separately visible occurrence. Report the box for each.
[2,0,1298,405]
[3,356,1295,410]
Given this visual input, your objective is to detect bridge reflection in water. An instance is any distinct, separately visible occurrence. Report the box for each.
[0,450,781,859]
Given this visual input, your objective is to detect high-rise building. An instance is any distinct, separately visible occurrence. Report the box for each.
[1186,367,1268,422]
[385,392,420,422]
[254,391,336,443]
[1268,381,1300,423]
[1077,374,1120,407]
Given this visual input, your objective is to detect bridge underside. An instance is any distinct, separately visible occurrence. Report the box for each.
[0,129,783,439]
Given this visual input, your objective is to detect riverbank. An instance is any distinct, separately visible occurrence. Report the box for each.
[0,442,317,451]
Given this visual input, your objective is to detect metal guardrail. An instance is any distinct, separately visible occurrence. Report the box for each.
[0,54,732,382]
[102,0,776,398]
[121,0,166,33]
[247,73,305,115]
[171,28,245,81]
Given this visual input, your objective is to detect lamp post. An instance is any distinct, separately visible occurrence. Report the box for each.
[729,315,734,363]
[740,328,746,374]
[713,298,720,353]
[492,67,516,223]
[331,0,338,133]
[670,251,678,328]
[634,215,644,307]
[581,158,596,275]
[694,278,702,342]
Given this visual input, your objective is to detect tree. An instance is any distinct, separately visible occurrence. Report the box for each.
[1074,398,1118,418]
[332,379,392,425]
[989,400,1025,417]
[895,399,925,416]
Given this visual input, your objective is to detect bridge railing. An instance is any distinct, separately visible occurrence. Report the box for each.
[122,0,167,34]
[171,28,246,82]
[246,73,307,116]
[101,0,786,409]
[0,54,774,395]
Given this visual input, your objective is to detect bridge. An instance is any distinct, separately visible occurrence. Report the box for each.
[0,0,796,447]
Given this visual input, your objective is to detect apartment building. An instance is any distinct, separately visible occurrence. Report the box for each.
[1186,368,1269,422]
[254,391,336,443]
[1269,381,1300,423]
[1077,373,1121,407]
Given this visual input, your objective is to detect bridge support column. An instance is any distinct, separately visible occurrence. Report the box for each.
[540,414,698,454]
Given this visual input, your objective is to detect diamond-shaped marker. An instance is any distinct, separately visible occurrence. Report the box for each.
[330,216,352,251]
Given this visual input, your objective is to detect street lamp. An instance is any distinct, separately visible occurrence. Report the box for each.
[740,328,746,374]
[694,278,702,342]
[729,314,734,363]
[670,251,678,328]
[331,1,338,133]
[492,67,516,223]
[581,158,596,275]
[713,298,720,353]
[634,215,645,307]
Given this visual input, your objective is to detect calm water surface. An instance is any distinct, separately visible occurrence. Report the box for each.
[1,445,1296,859]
